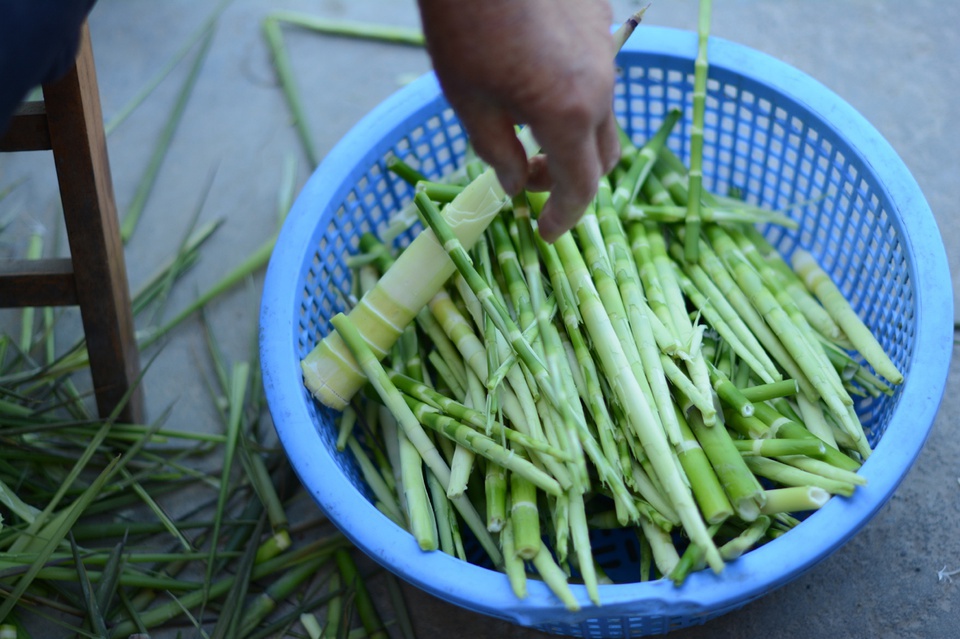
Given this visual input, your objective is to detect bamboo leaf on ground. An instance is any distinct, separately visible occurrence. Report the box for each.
[120,25,216,242]
[269,11,425,47]
[104,0,233,135]
[68,533,109,637]
[0,456,120,624]
[210,516,266,639]
[139,233,277,350]
[262,16,319,168]
[202,360,249,609]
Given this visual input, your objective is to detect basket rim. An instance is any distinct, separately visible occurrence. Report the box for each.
[259,25,953,628]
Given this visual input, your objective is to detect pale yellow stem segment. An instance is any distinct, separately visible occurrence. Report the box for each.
[302,169,509,409]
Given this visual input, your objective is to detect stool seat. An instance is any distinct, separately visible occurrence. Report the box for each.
[0,22,144,424]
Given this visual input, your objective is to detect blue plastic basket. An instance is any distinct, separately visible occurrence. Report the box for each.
[259,26,953,637]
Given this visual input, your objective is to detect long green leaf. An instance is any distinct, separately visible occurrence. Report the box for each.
[69,533,109,638]
[269,11,425,46]
[143,166,220,327]
[210,516,266,639]
[276,154,298,225]
[108,537,351,637]
[131,217,223,316]
[261,17,319,167]
[139,233,276,349]
[9,419,113,554]
[120,468,193,551]
[18,232,44,357]
[203,361,249,606]
[104,0,232,135]
[120,26,216,242]
[0,456,120,624]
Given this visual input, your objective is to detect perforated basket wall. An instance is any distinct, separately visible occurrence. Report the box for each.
[260,27,952,637]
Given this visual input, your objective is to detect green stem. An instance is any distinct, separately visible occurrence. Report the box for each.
[751,402,861,472]
[530,542,579,612]
[760,486,831,514]
[500,520,527,600]
[611,108,682,214]
[743,457,856,497]
[332,313,502,566]
[508,452,541,561]
[334,550,388,639]
[792,248,903,385]
[683,0,712,262]
[407,401,563,497]
[733,438,826,458]
[740,379,799,403]
[686,404,765,521]
[673,407,733,524]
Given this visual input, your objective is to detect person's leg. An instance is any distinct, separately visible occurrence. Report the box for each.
[0,0,97,135]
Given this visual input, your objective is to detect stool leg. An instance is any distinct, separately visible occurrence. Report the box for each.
[43,23,144,424]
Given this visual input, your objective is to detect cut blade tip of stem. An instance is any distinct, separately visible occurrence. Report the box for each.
[626,4,652,30]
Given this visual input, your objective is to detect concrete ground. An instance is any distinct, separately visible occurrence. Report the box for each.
[1,0,957,637]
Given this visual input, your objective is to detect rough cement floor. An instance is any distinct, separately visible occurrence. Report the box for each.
[0,1,957,637]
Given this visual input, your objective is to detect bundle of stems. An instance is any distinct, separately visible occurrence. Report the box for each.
[313,110,903,606]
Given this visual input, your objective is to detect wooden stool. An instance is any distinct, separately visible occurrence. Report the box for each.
[0,22,144,424]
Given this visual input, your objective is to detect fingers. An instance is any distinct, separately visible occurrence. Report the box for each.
[535,152,601,243]
[525,110,619,193]
[533,108,621,243]
[596,108,622,177]
[454,100,530,197]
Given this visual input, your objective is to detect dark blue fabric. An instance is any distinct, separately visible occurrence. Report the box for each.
[0,0,97,136]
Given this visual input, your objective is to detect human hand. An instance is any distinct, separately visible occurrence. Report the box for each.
[417,0,620,241]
